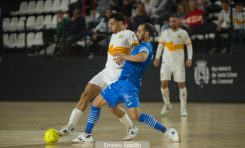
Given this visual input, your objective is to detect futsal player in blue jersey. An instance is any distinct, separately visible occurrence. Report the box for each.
[72,23,180,143]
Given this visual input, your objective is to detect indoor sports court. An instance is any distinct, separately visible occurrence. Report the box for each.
[1,102,245,148]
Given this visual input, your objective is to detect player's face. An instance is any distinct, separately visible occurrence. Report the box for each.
[136,25,145,42]
[109,18,121,33]
[169,17,178,29]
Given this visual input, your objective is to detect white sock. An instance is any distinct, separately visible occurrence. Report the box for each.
[119,113,134,129]
[161,87,170,105]
[67,108,83,130]
[179,87,187,109]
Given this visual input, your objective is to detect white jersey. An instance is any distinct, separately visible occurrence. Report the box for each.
[89,29,138,88]
[158,28,191,66]
[105,29,139,69]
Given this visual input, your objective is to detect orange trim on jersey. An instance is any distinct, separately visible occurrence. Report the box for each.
[131,41,139,46]
[108,45,130,55]
[164,42,184,51]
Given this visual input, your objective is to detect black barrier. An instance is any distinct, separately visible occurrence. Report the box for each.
[0,53,244,102]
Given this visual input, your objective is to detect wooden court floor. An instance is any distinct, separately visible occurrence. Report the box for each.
[0,102,245,148]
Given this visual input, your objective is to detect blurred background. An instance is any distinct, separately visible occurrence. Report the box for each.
[0,0,244,102]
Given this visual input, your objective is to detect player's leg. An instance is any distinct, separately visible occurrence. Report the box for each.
[174,65,188,116]
[127,107,179,142]
[110,106,138,140]
[160,63,172,115]
[177,82,188,116]
[59,70,106,136]
[72,94,107,143]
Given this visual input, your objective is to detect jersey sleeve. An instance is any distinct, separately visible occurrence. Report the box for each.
[183,30,192,45]
[139,45,149,54]
[158,31,166,45]
[127,31,139,46]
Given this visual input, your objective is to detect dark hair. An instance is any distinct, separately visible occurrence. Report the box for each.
[142,23,154,37]
[168,14,178,20]
[109,12,125,22]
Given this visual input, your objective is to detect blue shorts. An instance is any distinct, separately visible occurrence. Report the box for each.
[101,79,140,109]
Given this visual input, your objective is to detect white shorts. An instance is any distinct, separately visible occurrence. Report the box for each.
[160,63,185,82]
[89,68,122,89]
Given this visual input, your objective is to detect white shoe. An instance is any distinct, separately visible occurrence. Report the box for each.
[58,126,74,136]
[72,132,94,143]
[160,104,172,116]
[180,108,188,117]
[124,126,139,140]
[164,128,180,142]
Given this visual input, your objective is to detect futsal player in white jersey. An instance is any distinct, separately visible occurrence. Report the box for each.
[59,13,139,140]
[153,15,193,116]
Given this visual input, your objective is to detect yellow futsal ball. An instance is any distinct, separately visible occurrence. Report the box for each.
[44,128,60,144]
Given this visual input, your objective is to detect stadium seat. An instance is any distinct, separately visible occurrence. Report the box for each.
[26,16,36,30]
[17,17,26,31]
[27,1,36,14]
[51,15,57,29]
[35,0,45,13]
[16,33,26,48]
[8,33,18,48]
[3,18,10,32]
[9,17,18,31]
[44,15,53,29]
[3,34,9,48]
[35,15,44,30]
[27,33,35,47]
[18,1,28,15]
[44,0,53,13]
[60,0,68,11]
[52,0,61,12]
[34,32,44,46]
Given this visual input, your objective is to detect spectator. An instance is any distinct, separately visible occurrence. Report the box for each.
[56,11,70,43]
[115,0,133,18]
[128,2,151,31]
[216,0,231,53]
[233,2,245,44]
[54,9,86,58]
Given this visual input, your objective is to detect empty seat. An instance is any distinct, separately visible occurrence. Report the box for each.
[51,15,57,29]
[9,17,18,31]
[44,0,53,12]
[8,33,18,48]
[60,0,68,11]
[35,0,45,13]
[26,16,36,30]
[17,17,26,31]
[34,32,44,46]
[27,1,36,14]
[16,33,26,48]
[3,18,10,32]
[18,1,28,14]
[35,15,44,30]
[44,15,52,29]
[52,0,61,12]
[3,34,9,48]
[27,33,35,47]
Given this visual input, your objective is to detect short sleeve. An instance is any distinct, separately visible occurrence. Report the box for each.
[127,31,139,46]
[158,31,166,45]
[139,45,149,53]
[183,30,191,45]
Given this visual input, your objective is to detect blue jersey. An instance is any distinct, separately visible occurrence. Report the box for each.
[118,41,153,89]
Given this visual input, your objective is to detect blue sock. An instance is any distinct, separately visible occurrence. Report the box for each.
[139,113,166,133]
[85,106,101,134]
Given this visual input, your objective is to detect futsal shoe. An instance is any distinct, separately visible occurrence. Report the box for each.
[58,126,74,136]
[160,104,172,116]
[124,126,139,140]
[164,128,180,142]
[180,108,188,117]
[72,132,94,143]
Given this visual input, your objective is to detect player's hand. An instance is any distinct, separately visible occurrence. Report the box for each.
[113,53,125,65]
[186,59,192,67]
[153,59,160,67]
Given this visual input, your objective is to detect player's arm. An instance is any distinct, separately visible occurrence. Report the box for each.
[114,52,149,65]
[153,43,164,67]
[184,32,193,67]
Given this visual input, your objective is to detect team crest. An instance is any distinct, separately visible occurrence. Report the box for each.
[118,35,124,38]
[194,60,209,87]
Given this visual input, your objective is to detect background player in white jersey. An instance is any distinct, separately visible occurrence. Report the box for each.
[153,15,193,116]
[59,13,139,140]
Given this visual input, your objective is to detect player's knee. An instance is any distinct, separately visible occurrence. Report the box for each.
[131,113,140,121]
